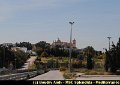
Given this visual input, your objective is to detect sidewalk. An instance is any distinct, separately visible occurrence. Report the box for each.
[29,70,64,80]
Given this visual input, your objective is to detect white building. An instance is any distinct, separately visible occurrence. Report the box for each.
[2,43,16,47]
[11,47,27,53]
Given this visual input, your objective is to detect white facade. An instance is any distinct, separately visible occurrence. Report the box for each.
[11,47,27,52]
[2,43,16,47]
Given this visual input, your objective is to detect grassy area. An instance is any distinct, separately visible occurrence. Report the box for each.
[41,57,69,63]
[74,68,113,75]
[40,55,113,75]
[84,70,105,75]
[29,63,36,70]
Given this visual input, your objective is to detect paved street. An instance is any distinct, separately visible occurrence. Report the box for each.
[18,56,37,70]
[29,70,64,80]
[29,69,120,80]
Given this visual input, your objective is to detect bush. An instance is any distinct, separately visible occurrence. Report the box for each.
[41,51,49,57]
[60,62,68,68]
[72,61,82,68]
[84,70,97,75]
[59,67,66,72]
[63,72,73,79]
[97,55,104,59]
[63,72,76,79]
[47,59,55,68]
[78,69,88,73]
[82,61,87,68]
[95,62,103,68]
[84,70,105,75]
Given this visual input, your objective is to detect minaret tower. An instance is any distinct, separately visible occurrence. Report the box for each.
[73,38,76,48]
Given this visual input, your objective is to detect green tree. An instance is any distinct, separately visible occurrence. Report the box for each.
[104,49,109,72]
[105,38,120,73]
[77,52,84,60]
[41,51,49,57]
[85,46,95,69]
[87,55,94,69]
[16,42,32,50]
[0,46,15,68]
[12,50,30,68]
[34,61,44,70]
[36,47,44,57]
[35,41,50,50]
[0,46,29,69]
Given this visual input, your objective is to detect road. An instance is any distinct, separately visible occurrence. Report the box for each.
[30,71,120,80]
[18,56,37,70]
[29,70,64,80]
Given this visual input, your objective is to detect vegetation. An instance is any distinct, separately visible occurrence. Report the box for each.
[72,60,82,68]
[1,38,120,76]
[13,50,30,68]
[84,46,95,70]
[59,67,66,72]
[84,70,104,75]
[40,51,49,57]
[16,42,32,50]
[63,72,74,79]
[0,46,30,69]
[105,38,120,73]
[34,41,79,58]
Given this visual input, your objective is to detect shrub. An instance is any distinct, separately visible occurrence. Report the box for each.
[59,67,66,72]
[63,72,73,79]
[97,55,104,59]
[72,61,82,68]
[84,70,97,75]
[95,62,103,68]
[47,59,55,68]
[60,62,68,68]
[84,70,105,75]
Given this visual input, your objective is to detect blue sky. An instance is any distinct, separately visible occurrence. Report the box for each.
[0,0,120,51]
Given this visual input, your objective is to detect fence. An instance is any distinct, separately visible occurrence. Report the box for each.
[0,71,38,80]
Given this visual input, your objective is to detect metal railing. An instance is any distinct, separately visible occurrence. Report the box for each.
[0,71,38,80]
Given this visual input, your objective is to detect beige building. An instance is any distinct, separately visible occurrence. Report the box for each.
[52,38,76,48]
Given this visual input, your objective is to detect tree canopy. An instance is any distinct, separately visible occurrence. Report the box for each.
[105,38,120,73]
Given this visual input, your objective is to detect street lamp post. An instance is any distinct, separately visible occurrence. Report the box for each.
[107,37,111,50]
[28,61,30,72]
[14,58,16,70]
[2,46,5,68]
[69,22,74,72]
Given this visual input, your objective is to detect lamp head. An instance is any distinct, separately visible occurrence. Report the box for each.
[107,37,111,40]
[69,22,74,24]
